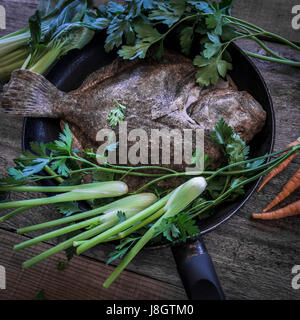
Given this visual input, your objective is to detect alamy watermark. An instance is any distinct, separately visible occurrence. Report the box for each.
[291,265,300,290]
[0,5,6,30]
[0,265,5,290]
[292,5,300,30]
[95,122,205,173]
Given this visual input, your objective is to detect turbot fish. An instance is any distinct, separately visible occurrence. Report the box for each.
[1,51,266,175]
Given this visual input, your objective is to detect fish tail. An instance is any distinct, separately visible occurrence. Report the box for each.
[1,70,67,118]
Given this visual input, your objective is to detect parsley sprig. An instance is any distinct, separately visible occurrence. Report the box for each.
[107,99,126,128]
[94,0,300,86]
[1,0,299,84]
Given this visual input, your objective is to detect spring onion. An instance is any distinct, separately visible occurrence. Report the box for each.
[0,181,128,210]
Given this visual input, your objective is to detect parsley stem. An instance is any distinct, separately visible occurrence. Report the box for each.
[187,150,295,221]
[69,167,164,177]
[223,15,264,32]
[220,175,230,196]
[243,50,300,67]
[162,14,202,38]
[250,36,288,60]
[219,31,264,58]
[106,163,178,174]
[55,155,171,177]
[224,15,300,51]
[131,145,300,193]
[131,173,188,194]
[44,165,64,184]
[205,145,300,182]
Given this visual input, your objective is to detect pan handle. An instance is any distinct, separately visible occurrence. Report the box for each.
[171,235,225,300]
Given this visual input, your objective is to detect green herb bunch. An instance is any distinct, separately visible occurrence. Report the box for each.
[0,0,299,84]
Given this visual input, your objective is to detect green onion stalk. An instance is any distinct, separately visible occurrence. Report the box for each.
[20,193,159,269]
[14,193,157,252]
[0,181,128,210]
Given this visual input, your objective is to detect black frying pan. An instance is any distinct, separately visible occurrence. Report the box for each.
[22,33,275,300]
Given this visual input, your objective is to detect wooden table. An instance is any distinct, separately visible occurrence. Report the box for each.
[0,1,299,300]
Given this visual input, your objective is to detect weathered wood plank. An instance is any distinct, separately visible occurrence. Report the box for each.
[0,229,187,300]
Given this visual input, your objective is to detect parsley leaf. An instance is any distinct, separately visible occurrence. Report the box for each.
[54,201,82,217]
[163,223,181,241]
[106,237,139,265]
[105,16,135,52]
[176,213,200,241]
[127,0,156,18]
[210,118,249,167]
[149,0,186,27]
[107,1,125,15]
[205,11,223,35]
[203,41,222,59]
[107,99,126,128]
[210,117,233,145]
[155,213,200,243]
[118,22,162,59]
[188,1,214,13]
[194,57,219,86]
[47,124,73,154]
[194,56,232,86]
[179,25,194,55]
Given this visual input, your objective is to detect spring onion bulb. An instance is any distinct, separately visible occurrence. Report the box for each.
[103,177,207,288]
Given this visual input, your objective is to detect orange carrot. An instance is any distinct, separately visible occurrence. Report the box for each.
[263,168,300,212]
[252,200,300,220]
[258,140,300,191]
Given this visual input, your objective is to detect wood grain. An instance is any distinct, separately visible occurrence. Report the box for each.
[0,229,187,300]
[0,0,300,300]
[232,0,300,44]
[0,0,38,36]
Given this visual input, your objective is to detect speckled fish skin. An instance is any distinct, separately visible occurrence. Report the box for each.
[1,51,266,171]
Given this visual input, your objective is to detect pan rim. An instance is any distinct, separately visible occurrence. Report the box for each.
[21,41,275,241]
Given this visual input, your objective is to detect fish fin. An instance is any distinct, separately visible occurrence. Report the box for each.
[1,70,66,118]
